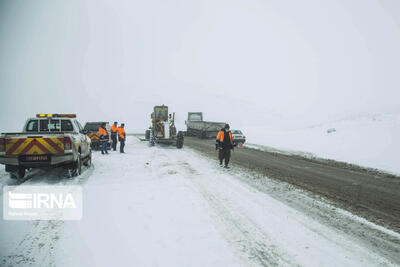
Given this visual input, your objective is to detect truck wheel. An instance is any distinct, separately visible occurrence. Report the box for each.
[145,130,150,140]
[84,150,92,167]
[70,153,82,177]
[10,167,26,180]
[149,130,155,146]
[176,131,184,149]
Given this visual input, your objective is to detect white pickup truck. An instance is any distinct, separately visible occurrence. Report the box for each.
[0,114,92,180]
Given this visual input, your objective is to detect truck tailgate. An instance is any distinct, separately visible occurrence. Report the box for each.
[6,136,65,155]
[87,132,100,141]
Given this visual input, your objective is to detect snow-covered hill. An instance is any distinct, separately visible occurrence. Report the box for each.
[244,112,400,174]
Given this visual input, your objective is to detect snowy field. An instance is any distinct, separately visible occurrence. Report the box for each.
[244,112,400,174]
[0,138,399,266]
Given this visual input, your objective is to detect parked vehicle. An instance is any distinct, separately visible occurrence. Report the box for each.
[83,122,111,150]
[231,130,246,146]
[0,114,92,179]
[185,112,225,139]
[145,105,184,148]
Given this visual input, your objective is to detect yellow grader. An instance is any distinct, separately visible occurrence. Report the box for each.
[145,105,184,148]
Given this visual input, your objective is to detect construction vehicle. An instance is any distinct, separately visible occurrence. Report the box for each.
[0,114,92,179]
[185,112,226,139]
[145,105,184,148]
[83,122,111,150]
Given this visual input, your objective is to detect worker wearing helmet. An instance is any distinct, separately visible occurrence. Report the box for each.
[110,122,118,151]
[216,124,234,168]
[98,123,109,155]
[118,123,126,153]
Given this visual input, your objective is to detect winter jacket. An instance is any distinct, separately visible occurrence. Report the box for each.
[98,127,109,140]
[216,129,233,149]
[110,124,118,136]
[118,127,126,140]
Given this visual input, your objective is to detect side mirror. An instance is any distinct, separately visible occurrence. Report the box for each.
[81,129,88,134]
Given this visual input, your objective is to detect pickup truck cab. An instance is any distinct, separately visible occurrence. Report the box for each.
[0,114,92,179]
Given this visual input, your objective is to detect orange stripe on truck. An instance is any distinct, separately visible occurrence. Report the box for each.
[5,138,65,155]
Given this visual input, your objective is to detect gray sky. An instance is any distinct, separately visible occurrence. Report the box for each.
[1,0,400,132]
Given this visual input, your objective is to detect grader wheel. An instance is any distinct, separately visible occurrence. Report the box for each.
[176,131,184,149]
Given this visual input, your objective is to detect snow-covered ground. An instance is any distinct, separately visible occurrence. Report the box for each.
[244,112,400,174]
[1,138,399,266]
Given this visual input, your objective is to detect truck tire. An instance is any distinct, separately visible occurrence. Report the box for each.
[10,167,26,180]
[149,130,155,146]
[176,131,184,149]
[70,153,82,177]
[145,130,150,140]
[84,150,92,167]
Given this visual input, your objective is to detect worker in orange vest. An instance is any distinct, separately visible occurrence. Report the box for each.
[98,123,109,155]
[118,123,126,153]
[110,122,118,151]
[216,124,234,168]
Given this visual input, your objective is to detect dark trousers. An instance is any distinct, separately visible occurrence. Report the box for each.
[100,140,108,154]
[120,139,125,153]
[218,148,231,166]
[111,134,117,151]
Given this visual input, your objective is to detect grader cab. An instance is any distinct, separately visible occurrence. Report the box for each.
[145,105,184,148]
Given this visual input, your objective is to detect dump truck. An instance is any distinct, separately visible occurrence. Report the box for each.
[185,112,226,139]
[83,122,111,150]
[0,114,92,179]
[145,105,184,148]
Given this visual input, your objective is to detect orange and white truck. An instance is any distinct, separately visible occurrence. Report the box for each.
[0,114,92,180]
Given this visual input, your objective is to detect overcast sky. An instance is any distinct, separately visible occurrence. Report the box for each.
[1,0,400,133]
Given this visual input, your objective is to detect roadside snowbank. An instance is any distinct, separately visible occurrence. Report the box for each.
[244,112,400,174]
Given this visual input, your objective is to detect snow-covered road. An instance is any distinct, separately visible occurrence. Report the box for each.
[1,138,399,266]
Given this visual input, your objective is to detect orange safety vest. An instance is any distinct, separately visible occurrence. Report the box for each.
[118,127,126,139]
[111,124,118,133]
[216,129,233,145]
[98,127,108,136]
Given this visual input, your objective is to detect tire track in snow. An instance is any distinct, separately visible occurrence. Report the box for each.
[2,220,63,267]
[191,177,294,267]
[149,149,295,266]
[148,146,397,266]
[1,162,94,266]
